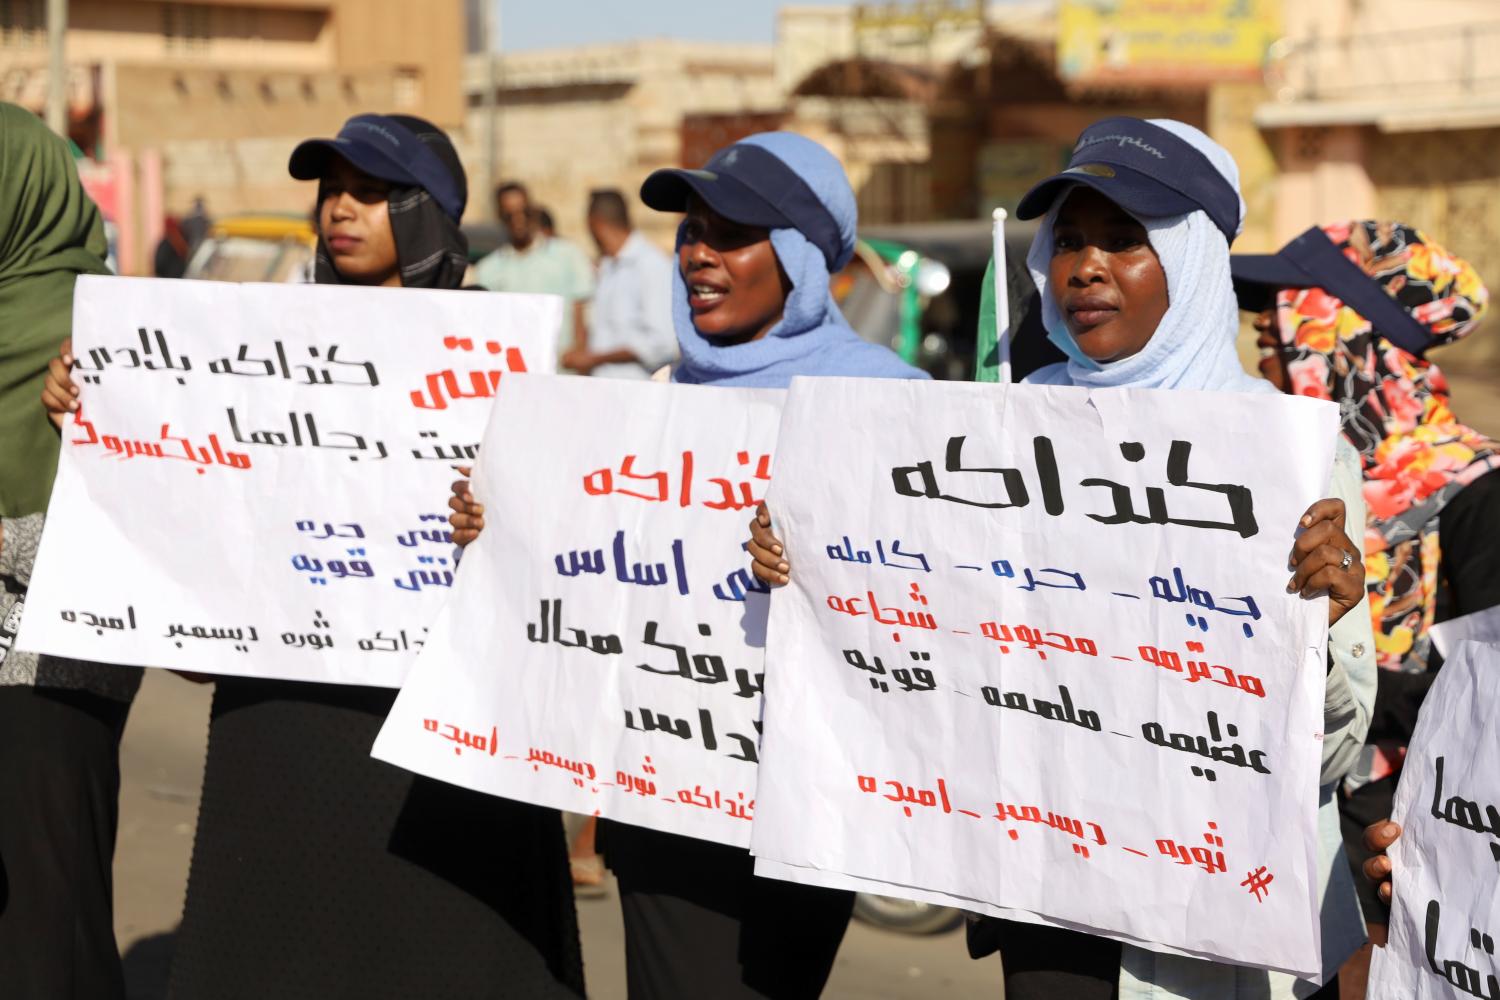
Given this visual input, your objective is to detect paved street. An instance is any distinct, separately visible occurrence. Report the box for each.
[112,670,999,1000]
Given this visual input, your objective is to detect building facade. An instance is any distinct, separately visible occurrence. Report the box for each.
[1,0,465,273]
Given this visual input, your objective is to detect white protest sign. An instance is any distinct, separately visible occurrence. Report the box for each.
[375,375,782,847]
[1431,607,1500,659]
[750,377,1339,978]
[19,275,558,686]
[1369,640,1500,1000]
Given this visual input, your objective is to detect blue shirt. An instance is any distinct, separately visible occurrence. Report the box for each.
[589,232,676,380]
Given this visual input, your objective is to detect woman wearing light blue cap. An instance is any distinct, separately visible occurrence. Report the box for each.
[448,132,927,998]
[614,132,927,1000]
[750,118,1377,1000]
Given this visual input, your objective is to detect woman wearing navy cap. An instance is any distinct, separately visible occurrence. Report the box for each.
[41,114,587,999]
[450,131,925,998]
[749,118,1376,1000]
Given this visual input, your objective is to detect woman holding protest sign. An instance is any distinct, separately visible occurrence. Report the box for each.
[1232,222,1499,989]
[44,114,585,1000]
[0,101,142,1000]
[450,132,927,998]
[748,118,1377,999]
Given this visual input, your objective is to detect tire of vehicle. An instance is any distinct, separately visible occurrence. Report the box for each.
[851,893,964,935]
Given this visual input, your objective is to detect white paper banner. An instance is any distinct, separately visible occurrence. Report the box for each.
[1431,606,1500,659]
[751,377,1338,978]
[19,275,558,686]
[375,375,783,847]
[1369,640,1500,999]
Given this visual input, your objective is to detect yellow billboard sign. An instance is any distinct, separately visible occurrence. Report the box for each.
[1058,0,1281,84]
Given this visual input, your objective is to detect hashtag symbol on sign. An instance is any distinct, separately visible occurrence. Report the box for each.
[1241,866,1274,902]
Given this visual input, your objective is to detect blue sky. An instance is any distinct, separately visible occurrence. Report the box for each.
[498,0,863,51]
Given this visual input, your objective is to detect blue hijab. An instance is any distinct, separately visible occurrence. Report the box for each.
[668,132,927,389]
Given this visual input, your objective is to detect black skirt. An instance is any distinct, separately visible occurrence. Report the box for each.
[0,686,131,1000]
[167,679,584,1000]
[602,820,853,1000]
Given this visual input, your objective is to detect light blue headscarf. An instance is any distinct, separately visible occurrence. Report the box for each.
[1024,120,1274,395]
[669,132,927,389]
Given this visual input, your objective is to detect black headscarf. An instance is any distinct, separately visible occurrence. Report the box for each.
[298,114,470,290]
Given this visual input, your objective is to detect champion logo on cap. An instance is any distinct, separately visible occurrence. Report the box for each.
[1075,132,1167,159]
[345,120,402,148]
[1015,117,1242,244]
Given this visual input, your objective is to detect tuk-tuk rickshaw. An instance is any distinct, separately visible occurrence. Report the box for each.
[185,214,318,283]
[837,219,1057,381]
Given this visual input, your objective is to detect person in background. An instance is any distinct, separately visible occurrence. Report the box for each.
[154,215,190,278]
[179,195,211,257]
[1232,221,1499,993]
[554,194,691,898]
[451,131,927,999]
[538,206,557,239]
[563,188,676,378]
[0,101,142,1000]
[44,113,585,1000]
[749,117,1376,1000]
[474,182,593,360]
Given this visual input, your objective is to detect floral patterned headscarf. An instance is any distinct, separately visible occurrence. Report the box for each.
[1276,221,1494,676]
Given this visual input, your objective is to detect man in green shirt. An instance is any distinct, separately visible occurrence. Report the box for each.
[473,181,594,357]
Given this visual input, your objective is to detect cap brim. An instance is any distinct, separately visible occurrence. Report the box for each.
[640,167,793,229]
[1229,253,1318,312]
[1016,164,1201,224]
[287,136,416,187]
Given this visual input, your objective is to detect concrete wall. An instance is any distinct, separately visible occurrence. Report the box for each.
[1369,127,1500,369]
[459,41,782,248]
[106,61,397,269]
[330,0,465,127]
[67,0,332,68]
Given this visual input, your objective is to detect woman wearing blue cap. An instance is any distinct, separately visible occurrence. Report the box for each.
[749,118,1376,1000]
[622,133,925,1000]
[127,115,585,1000]
[449,131,926,998]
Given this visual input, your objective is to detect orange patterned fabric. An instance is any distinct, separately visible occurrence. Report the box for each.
[1277,223,1492,666]
[1276,222,1493,782]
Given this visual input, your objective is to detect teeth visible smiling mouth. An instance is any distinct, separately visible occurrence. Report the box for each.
[691,284,726,301]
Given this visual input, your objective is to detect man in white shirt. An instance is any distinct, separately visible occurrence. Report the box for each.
[474,181,594,357]
[563,189,676,379]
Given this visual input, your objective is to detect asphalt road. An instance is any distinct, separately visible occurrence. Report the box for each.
[111,670,1000,1000]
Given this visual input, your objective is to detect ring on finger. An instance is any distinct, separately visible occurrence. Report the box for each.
[1339,549,1353,572]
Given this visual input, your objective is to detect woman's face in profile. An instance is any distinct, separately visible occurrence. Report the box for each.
[1048,186,1170,365]
[678,195,790,345]
[318,156,399,287]
[1254,308,1292,392]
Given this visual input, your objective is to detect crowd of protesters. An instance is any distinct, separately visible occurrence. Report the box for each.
[0,92,1494,1000]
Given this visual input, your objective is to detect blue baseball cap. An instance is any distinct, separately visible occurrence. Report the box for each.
[1017,117,1242,244]
[1231,226,1437,358]
[640,140,847,271]
[289,113,467,222]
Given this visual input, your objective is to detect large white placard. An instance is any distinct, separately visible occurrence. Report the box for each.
[19,275,558,686]
[751,377,1339,978]
[1369,640,1500,1000]
[1431,606,1500,659]
[375,375,783,847]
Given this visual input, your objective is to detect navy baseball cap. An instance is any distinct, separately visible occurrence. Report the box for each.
[1017,117,1241,244]
[640,142,845,270]
[289,113,467,222]
[1232,226,1436,358]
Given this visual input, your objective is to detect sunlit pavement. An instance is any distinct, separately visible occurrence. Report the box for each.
[112,670,999,999]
